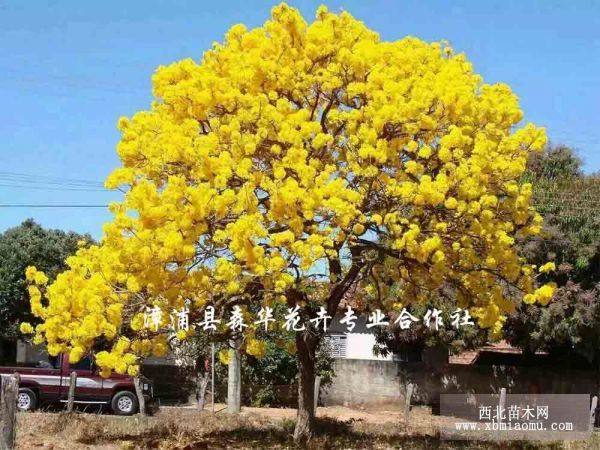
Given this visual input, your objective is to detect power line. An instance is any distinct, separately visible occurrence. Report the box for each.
[0,204,109,208]
[0,169,104,181]
[0,183,111,192]
[0,171,112,196]
[0,171,105,187]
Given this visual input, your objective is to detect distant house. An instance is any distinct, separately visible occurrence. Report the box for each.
[325,315,391,361]
[449,340,547,365]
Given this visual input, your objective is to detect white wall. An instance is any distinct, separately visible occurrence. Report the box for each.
[345,333,391,361]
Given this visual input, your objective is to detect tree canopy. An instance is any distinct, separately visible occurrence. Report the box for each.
[0,219,91,338]
[524,146,600,284]
[22,4,554,441]
[506,145,600,364]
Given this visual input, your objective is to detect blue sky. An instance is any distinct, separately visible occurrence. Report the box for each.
[1,0,599,238]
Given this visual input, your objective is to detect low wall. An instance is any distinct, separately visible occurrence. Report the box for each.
[321,359,401,405]
[321,358,600,407]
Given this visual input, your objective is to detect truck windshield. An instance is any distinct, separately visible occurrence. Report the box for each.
[70,355,93,371]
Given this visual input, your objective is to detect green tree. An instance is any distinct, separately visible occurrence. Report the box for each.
[506,146,600,364]
[523,144,600,284]
[0,219,92,339]
[526,144,582,181]
[505,281,600,364]
[242,339,334,407]
[373,298,490,360]
[174,302,334,408]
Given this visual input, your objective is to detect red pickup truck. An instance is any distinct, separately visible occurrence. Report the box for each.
[0,354,156,415]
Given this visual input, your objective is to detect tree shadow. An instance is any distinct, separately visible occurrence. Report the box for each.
[179,416,559,449]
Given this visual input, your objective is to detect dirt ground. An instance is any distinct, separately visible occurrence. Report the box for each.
[14,403,600,449]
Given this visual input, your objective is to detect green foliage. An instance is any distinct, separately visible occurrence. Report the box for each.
[505,281,600,365]
[525,144,582,181]
[244,340,298,386]
[0,219,93,337]
[173,310,335,407]
[314,341,336,387]
[523,145,600,284]
[506,145,600,364]
[373,298,490,358]
[242,339,335,407]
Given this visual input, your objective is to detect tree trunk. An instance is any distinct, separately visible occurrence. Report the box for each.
[227,345,241,414]
[196,372,209,411]
[293,333,319,444]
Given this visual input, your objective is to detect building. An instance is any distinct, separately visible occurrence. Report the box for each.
[321,336,599,409]
[325,315,392,361]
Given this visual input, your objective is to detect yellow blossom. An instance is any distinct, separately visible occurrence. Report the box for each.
[20,322,34,334]
[538,262,556,273]
[23,3,550,378]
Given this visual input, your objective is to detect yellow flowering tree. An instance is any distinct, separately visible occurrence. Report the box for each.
[23,4,555,441]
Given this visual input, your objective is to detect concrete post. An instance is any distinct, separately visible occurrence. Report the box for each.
[313,376,322,415]
[590,396,598,430]
[133,377,146,415]
[1,374,20,450]
[211,342,215,414]
[499,387,506,422]
[227,346,241,413]
[404,383,414,431]
[496,387,507,440]
[66,371,77,413]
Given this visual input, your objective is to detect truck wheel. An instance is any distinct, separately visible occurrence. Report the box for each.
[17,388,38,412]
[111,391,138,416]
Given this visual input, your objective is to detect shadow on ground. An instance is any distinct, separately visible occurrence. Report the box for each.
[166,417,565,449]
[18,409,592,449]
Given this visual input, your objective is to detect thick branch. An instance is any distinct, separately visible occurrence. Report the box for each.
[326,248,364,316]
